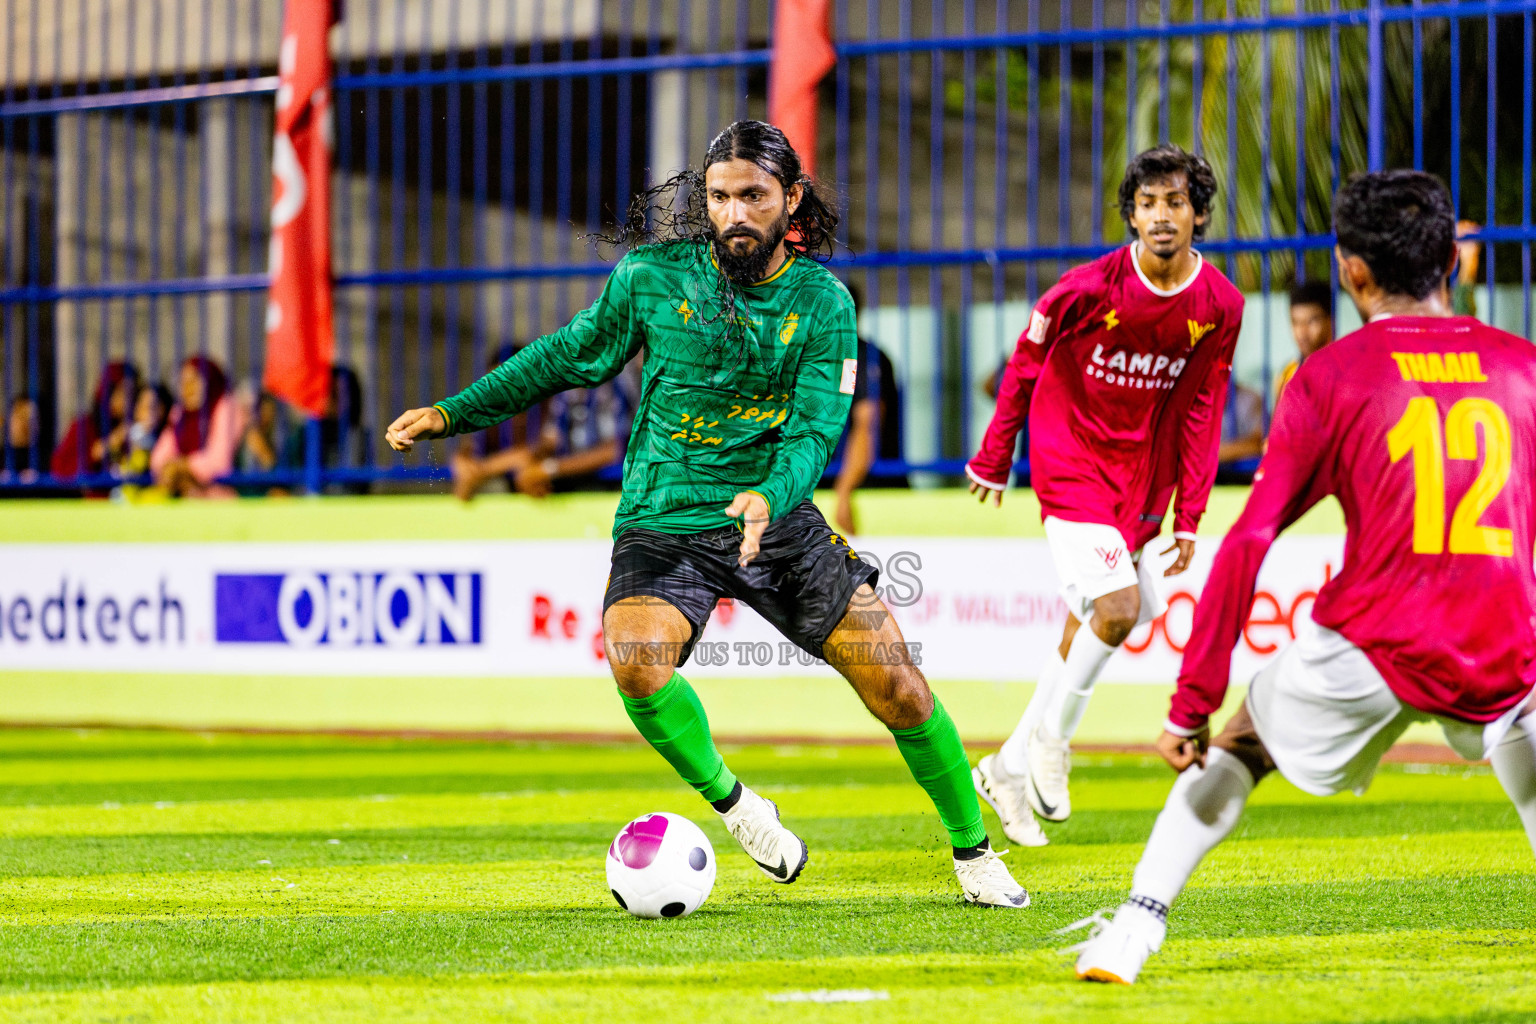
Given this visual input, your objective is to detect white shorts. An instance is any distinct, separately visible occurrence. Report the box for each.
[1043,516,1167,628]
[1246,622,1526,796]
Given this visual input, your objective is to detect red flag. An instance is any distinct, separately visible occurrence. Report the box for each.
[768,0,835,178]
[263,0,337,418]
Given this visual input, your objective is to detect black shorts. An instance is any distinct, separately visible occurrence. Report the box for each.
[602,501,879,666]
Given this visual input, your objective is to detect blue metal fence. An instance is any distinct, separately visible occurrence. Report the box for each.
[1,0,1533,493]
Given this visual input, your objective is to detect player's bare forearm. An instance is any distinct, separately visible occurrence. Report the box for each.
[1156,726,1209,772]
[834,403,877,501]
[554,439,621,478]
[1218,430,1265,463]
[474,444,534,477]
[1161,536,1196,576]
[385,406,446,452]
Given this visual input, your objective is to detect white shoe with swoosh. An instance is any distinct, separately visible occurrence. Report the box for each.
[717,785,808,884]
[1025,726,1073,822]
[973,753,1050,847]
[952,845,1030,908]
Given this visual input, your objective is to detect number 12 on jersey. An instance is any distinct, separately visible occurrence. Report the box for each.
[1387,396,1514,557]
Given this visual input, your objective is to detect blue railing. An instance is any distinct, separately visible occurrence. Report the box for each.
[2,0,1533,493]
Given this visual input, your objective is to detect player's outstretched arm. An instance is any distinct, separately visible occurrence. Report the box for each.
[429,259,644,441]
[964,288,1069,505]
[385,406,446,452]
[964,362,1029,506]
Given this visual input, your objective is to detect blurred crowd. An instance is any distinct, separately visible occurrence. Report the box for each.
[1,354,365,500]
[1,231,1486,510]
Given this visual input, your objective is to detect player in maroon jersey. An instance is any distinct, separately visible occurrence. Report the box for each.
[965,145,1246,844]
[1071,170,1536,984]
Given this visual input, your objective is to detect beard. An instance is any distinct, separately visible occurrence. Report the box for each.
[710,208,791,285]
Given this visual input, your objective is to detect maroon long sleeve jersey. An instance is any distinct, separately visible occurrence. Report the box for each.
[968,245,1245,550]
[1172,314,1536,732]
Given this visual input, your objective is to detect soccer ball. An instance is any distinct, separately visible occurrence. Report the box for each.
[606,812,716,919]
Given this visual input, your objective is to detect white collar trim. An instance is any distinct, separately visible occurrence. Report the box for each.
[1368,312,1395,323]
[1130,241,1203,297]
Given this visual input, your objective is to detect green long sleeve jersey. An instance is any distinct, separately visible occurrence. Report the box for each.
[433,240,859,536]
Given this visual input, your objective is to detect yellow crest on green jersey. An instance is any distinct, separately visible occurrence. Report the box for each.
[779,312,801,345]
[675,299,695,325]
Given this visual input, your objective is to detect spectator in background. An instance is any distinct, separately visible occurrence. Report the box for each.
[235,385,284,477]
[1274,279,1335,402]
[316,364,366,475]
[1453,220,1483,318]
[151,355,245,497]
[272,365,368,494]
[2,393,41,483]
[116,381,173,480]
[832,282,905,536]
[1220,280,1337,466]
[451,343,538,499]
[230,384,298,496]
[533,369,636,495]
[50,361,138,481]
[1215,383,1269,464]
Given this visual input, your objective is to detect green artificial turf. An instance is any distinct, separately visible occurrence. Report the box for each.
[0,729,1530,1023]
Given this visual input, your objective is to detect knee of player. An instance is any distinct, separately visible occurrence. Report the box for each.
[601,630,678,699]
[883,669,935,725]
[1209,738,1274,790]
[609,660,673,699]
[1092,592,1141,645]
[1095,612,1138,647]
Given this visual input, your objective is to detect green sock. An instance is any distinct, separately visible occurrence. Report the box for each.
[620,672,738,804]
[891,698,988,849]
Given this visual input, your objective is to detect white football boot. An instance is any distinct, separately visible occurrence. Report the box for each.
[717,785,809,883]
[952,845,1030,908]
[973,753,1050,847]
[1025,725,1073,821]
[1062,901,1167,985]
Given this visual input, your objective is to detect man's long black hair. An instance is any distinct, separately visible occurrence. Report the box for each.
[591,120,840,365]
[598,119,840,265]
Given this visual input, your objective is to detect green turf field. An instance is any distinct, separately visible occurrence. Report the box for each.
[1,729,1531,1023]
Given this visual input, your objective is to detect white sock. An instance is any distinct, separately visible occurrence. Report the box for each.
[1042,621,1117,741]
[1129,747,1256,908]
[1001,650,1064,775]
[1491,713,1536,857]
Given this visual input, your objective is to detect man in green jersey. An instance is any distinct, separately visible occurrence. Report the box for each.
[387,121,1028,907]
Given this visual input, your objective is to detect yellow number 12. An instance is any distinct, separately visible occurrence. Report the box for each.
[1387,396,1514,556]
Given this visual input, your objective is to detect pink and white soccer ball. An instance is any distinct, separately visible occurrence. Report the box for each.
[606,812,716,918]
